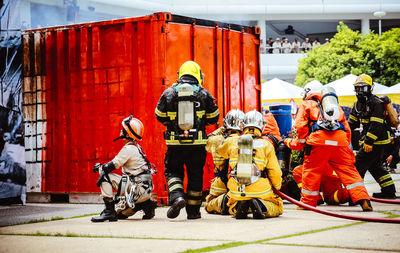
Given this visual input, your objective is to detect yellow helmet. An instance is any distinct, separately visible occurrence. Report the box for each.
[178,61,203,85]
[354,74,373,87]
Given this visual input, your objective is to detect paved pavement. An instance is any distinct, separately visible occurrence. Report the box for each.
[0,173,399,253]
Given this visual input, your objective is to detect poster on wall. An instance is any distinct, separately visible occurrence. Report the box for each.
[0,0,26,205]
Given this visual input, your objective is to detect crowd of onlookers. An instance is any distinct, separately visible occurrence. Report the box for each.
[260,37,330,54]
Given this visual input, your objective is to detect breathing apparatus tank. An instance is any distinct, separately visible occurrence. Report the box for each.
[177,83,195,131]
[235,135,262,195]
[316,86,340,130]
[321,86,340,122]
[236,135,254,186]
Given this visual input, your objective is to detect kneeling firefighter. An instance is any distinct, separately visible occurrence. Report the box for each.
[91,116,157,222]
[204,109,245,214]
[284,82,372,211]
[217,110,283,219]
[155,61,219,219]
[261,109,299,200]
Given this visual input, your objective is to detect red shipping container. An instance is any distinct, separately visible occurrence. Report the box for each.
[22,12,261,204]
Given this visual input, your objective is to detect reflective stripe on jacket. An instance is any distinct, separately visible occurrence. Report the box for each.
[155,83,219,147]
[348,95,391,146]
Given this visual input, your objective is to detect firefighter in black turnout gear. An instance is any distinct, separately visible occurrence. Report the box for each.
[349,74,397,199]
[155,61,219,219]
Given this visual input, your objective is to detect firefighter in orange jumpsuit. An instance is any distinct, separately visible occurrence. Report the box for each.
[261,111,282,147]
[284,82,372,211]
[292,164,349,205]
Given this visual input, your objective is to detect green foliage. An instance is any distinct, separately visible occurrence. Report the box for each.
[295,22,400,87]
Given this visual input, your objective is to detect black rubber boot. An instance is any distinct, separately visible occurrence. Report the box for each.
[235,201,250,219]
[372,192,396,199]
[187,212,201,219]
[186,205,201,220]
[249,198,267,219]
[141,200,157,220]
[220,194,230,215]
[167,197,186,219]
[91,198,118,222]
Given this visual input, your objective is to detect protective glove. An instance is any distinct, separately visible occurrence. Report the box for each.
[93,163,102,173]
[363,143,373,152]
[283,138,292,148]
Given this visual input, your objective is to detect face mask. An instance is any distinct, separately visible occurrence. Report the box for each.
[355,85,371,101]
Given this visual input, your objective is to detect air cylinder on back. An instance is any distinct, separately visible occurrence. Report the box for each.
[321,86,339,122]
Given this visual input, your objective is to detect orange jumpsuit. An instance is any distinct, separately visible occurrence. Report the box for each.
[292,165,349,204]
[289,93,369,207]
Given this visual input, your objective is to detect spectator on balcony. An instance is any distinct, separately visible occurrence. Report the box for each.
[292,38,300,53]
[301,38,312,52]
[267,38,274,54]
[324,38,330,44]
[272,38,281,54]
[282,38,292,54]
[312,39,321,48]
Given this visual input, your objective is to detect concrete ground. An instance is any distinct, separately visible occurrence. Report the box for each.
[0,173,399,253]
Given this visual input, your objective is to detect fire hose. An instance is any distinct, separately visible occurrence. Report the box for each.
[370,197,400,204]
[274,189,400,224]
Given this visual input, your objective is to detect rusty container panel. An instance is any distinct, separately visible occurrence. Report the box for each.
[22,13,261,204]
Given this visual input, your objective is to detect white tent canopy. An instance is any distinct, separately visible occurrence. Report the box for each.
[325,74,387,96]
[261,78,303,100]
[377,82,400,94]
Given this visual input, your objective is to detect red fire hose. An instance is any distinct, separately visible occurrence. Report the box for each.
[370,197,400,204]
[274,189,400,224]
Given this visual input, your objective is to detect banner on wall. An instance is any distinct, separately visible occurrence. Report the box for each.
[0,0,26,204]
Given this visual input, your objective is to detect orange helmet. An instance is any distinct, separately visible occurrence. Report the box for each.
[114,115,144,141]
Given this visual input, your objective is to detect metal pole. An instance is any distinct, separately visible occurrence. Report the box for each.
[379,19,382,37]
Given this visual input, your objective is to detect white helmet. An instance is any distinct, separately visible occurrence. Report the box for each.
[244,110,264,131]
[301,81,323,100]
[224,109,245,131]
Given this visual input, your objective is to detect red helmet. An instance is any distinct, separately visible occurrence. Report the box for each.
[115,115,144,141]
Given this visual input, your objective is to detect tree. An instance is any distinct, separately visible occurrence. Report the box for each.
[295,22,400,87]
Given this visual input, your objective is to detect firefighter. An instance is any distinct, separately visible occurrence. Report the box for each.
[284,82,372,211]
[155,61,219,219]
[286,132,350,205]
[217,110,283,219]
[204,109,245,214]
[91,116,157,222]
[261,111,282,147]
[349,74,397,199]
[292,164,350,205]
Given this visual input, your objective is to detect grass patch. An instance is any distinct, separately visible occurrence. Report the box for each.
[254,221,364,243]
[178,221,364,253]
[2,232,230,242]
[0,213,98,228]
[181,242,248,253]
[264,242,400,252]
[377,211,400,218]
